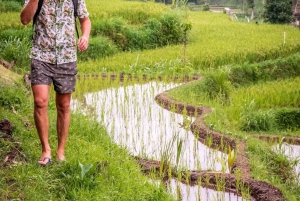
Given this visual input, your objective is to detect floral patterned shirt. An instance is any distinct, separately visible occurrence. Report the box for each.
[24,0,89,64]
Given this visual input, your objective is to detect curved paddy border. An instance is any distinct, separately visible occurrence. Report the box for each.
[138,78,300,201]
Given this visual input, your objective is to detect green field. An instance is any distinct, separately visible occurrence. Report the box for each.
[1,0,300,200]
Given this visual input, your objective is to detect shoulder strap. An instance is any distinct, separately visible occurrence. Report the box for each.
[73,0,80,38]
[33,0,43,27]
[73,0,78,17]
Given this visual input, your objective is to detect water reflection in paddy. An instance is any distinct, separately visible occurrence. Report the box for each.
[167,179,254,201]
[72,82,227,171]
[72,80,228,171]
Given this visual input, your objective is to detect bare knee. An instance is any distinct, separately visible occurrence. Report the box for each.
[56,102,70,114]
[34,98,48,111]
[56,93,71,114]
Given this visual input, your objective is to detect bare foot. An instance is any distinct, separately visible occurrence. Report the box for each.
[56,151,65,161]
[38,157,52,166]
[38,150,52,165]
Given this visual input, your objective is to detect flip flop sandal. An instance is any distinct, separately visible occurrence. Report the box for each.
[38,157,52,166]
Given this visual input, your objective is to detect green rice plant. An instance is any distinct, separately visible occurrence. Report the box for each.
[0,12,25,30]
[216,156,227,173]
[87,0,170,24]
[232,77,300,109]
[227,146,235,173]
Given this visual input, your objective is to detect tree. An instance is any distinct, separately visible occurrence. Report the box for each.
[247,0,255,19]
[263,0,294,24]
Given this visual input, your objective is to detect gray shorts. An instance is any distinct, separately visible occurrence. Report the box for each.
[30,59,77,94]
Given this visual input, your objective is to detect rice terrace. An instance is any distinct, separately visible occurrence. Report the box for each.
[0,0,300,200]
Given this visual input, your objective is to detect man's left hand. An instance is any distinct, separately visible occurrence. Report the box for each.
[78,36,89,52]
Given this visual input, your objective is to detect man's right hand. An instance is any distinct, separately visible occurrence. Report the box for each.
[20,0,39,25]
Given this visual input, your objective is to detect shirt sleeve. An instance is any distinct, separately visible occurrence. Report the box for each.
[77,0,89,19]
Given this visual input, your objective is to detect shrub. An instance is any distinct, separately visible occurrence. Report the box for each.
[90,12,185,52]
[158,12,184,45]
[0,37,31,72]
[240,110,274,132]
[240,107,300,132]
[229,53,300,87]
[202,69,231,100]
[0,1,22,12]
[78,36,119,61]
[263,0,294,24]
[274,108,300,131]
[202,4,210,11]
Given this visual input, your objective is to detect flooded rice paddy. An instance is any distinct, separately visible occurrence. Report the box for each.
[273,143,300,184]
[71,77,253,200]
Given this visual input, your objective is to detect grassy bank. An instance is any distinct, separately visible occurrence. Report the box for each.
[0,65,173,200]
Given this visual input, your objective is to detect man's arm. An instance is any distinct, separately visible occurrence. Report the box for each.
[78,17,91,52]
[20,0,38,25]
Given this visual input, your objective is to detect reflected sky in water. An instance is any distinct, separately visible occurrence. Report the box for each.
[71,81,228,172]
[167,179,255,201]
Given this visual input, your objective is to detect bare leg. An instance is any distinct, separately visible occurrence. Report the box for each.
[32,85,52,165]
[56,92,72,161]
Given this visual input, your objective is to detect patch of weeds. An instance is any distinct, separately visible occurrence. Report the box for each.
[0,86,27,111]
[61,161,102,189]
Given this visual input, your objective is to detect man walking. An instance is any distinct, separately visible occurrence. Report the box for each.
[20,0,91,165]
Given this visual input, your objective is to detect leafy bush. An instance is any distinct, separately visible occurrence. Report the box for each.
[275,108,300,131]
[91,17,129,50]
[202,69,231,100]
[0,0,22,12]
[90,12,185,53]
[240,106,300,132]
[229,53,300,87]
[78,36,119,61]
[0,37,31,72]
[202,4,210,11]
[158,12,184,45]
[240,110,274,132]
[263,0,294,24]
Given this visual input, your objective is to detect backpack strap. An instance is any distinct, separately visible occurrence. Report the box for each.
[73,0,80,38]
[33,0,43,28]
